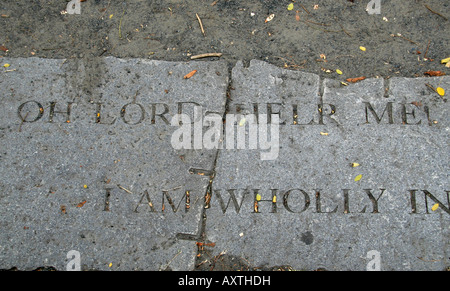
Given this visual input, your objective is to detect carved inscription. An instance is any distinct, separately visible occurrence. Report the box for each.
[105,187,450,216]
[17,101,436,126]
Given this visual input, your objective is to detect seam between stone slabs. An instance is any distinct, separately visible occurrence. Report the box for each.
[174,63,234,269]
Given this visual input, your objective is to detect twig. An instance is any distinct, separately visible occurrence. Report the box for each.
[210,250,227,271]
[191,53,223,59]
[271,56,307,70]
[118,4,126,39]
[390,34,419,45]
[196,13,206,37]
[304,19,331,26]
[338,22,352,37]
[424,4,448,21]
[425,83,446,100]
[117,184,132,194]
[301,20,340,33]
[300,4,311,15]
[99,0,112,18]
[417,256,441,262]
[163,250,182,270]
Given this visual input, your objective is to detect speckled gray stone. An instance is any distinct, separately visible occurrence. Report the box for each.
[0,57,228,270]
[206,60,449,271]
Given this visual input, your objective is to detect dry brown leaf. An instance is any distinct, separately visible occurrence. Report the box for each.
[77,200,87,208]
[424,71,446,77]
[184,70,197,79]
[0,46,8,52]
[346,76,366,83]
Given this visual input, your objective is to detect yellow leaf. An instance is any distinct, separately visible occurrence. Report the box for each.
[272,196,277,203]
[336,69,343,75]
[287,3,294,11]
[3,63,10,68]
[256,194,262,201]
[320,132,329,136]
[354,174,362,182]
[431,203,439,211]
[359,46,367,52]
[109,14,113,19]
[83,184,88,189]
[239,118,246,126]
[351,163,360,167]
[109,263,113,268]
[441,57,450,64]
[436,87,445,96]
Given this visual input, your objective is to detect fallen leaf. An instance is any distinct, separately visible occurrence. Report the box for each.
[446,63,450,68]
[77,200,87,208]
[346,76,366,83]
[359,46,366,52]
[60,205,67,214]
[320,132,329,136]
[254,201,259,212]
[295,11,300,21]
[354,174,362,182]
[336,69,343,75]
[441,57,450,64]
[109,263,113,268]
[287,3,294,11]
[183,70,197,79]
[256,194,262,201]
[265,14,275,23]
[351,163,360,167]
[424,71,446,77]
[411,101,422,107]
[272,196,277,203]
[436,87,445,96]
[196,242,216,247]
[3,63,10,68]
[0,46,8,52]
[431,203,439,211]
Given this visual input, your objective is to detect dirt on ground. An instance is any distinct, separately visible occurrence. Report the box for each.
[0,0,448,271]
[0,0,448,78]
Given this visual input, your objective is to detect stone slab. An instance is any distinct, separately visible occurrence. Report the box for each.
[0,57,228,270]
[206,60,449,270]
